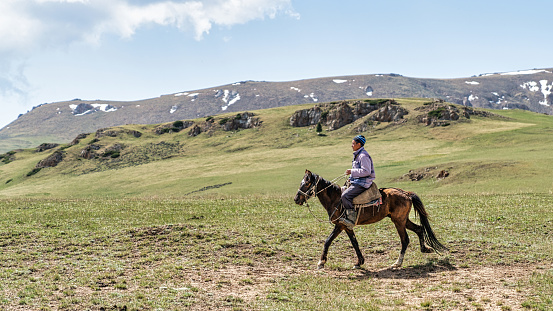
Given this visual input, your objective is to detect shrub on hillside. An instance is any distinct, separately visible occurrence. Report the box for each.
[173,120,184,128]
[102,150,120,158]
[26,168,42,177]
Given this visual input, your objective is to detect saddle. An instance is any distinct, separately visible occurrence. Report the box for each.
[342,181,382,206]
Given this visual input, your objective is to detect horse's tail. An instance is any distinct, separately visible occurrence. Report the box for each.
[411,193,448,253]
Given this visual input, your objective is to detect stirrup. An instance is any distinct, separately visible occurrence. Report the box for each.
[338,209,357,230]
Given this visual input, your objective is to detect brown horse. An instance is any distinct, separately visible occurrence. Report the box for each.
[294,170,447,269]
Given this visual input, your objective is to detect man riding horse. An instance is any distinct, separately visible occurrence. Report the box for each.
[338,135,376,230]
[294,136,447,269]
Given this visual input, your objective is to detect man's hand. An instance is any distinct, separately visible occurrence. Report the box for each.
[345,169,351,175]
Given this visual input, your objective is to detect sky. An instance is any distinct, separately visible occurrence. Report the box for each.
[1,0,552,129]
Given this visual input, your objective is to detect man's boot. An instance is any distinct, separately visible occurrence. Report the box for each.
[338,209,357,230]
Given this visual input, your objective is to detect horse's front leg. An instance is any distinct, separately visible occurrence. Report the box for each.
[345,228,365,269]
[318,224,343,269]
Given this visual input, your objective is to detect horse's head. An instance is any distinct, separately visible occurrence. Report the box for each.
[294,170,318,205]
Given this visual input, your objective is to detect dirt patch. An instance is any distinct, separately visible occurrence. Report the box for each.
[346,264,536,310]
[163,256,543,310]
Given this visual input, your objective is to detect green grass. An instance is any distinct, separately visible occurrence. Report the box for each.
[0,195,551,310]
[1,99,553,198]
[1,98,553,309]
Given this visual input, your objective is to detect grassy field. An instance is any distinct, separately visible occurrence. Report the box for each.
[1,99,553,198]
[0,98,552,310]
[0,195,551,310]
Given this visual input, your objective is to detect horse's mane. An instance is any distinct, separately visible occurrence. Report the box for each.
[313,173,342,197]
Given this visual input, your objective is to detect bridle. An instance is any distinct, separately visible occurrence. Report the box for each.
[296,173,348,224]
[296,175,321,201]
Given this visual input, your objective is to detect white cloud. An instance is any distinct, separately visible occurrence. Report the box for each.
[0,0,298,128]
[0,0,297,50]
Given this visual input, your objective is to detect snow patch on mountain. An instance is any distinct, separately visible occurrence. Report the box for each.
[69,103,117,116]
[175,92,199,101]
[188,93,199,102]
[221,90,240,111]
[520,81,539,92]
[521,80,552,106]
[364,86,374,96]
[539,80,552,106]
[333,79,348,84]
[170,105,178,114]
[468,94,478,101]
[304,93,318,102]
[465,81,480,85]
[489,93,505,105]
[290,87,301,92]
[501,69,551,75]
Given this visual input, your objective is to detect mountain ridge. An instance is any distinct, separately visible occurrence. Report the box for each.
[1,68,552,153]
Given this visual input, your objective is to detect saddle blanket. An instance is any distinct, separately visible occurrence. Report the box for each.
[353,197,382,209]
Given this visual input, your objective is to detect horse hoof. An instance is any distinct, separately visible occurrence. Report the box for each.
[317,260,326,269]
[354,265,361,270]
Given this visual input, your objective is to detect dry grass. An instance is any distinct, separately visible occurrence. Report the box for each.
[0,195,551,310]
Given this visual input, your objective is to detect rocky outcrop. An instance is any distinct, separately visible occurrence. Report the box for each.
[189,113,261,136]
[220,112,262,131]
[354,102,409,132]
[80,144,101,159]
[102,144,123,158]
[0,151,16,164]
[36,143,59,152]
[290,99,399,130]
[289,106,323,127]
[95,128,119,138]
[401,167,450,181]
[415,102,469,127]
[36,150,64,168]
[70,133,89,146]
[96,128,142,138]
[188,125,203,137]
[326,102,354,130]
[368,103,409,122]
[416,100,501,127]
[80,147,95,160]
[154,120,195,135]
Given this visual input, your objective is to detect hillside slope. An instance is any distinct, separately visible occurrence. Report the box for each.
[1,68,552,153]
[1,98,551,198]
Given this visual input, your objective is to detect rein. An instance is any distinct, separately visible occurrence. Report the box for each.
[299,174,348,224]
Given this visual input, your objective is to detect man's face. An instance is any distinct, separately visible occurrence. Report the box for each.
[351,140,362,151]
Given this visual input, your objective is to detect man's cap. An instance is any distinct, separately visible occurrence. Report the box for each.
[353,135,366,146]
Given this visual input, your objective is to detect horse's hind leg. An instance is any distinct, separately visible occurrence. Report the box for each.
[318,224,343,269]
[406,219,433,253]
[391,221,409,268]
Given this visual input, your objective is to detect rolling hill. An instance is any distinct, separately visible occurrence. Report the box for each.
[1,68,552,153]
[1,98,551,198]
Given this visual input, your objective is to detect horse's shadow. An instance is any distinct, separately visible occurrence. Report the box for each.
[356,259,457,280]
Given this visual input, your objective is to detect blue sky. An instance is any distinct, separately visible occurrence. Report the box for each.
[1,0,552,129]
